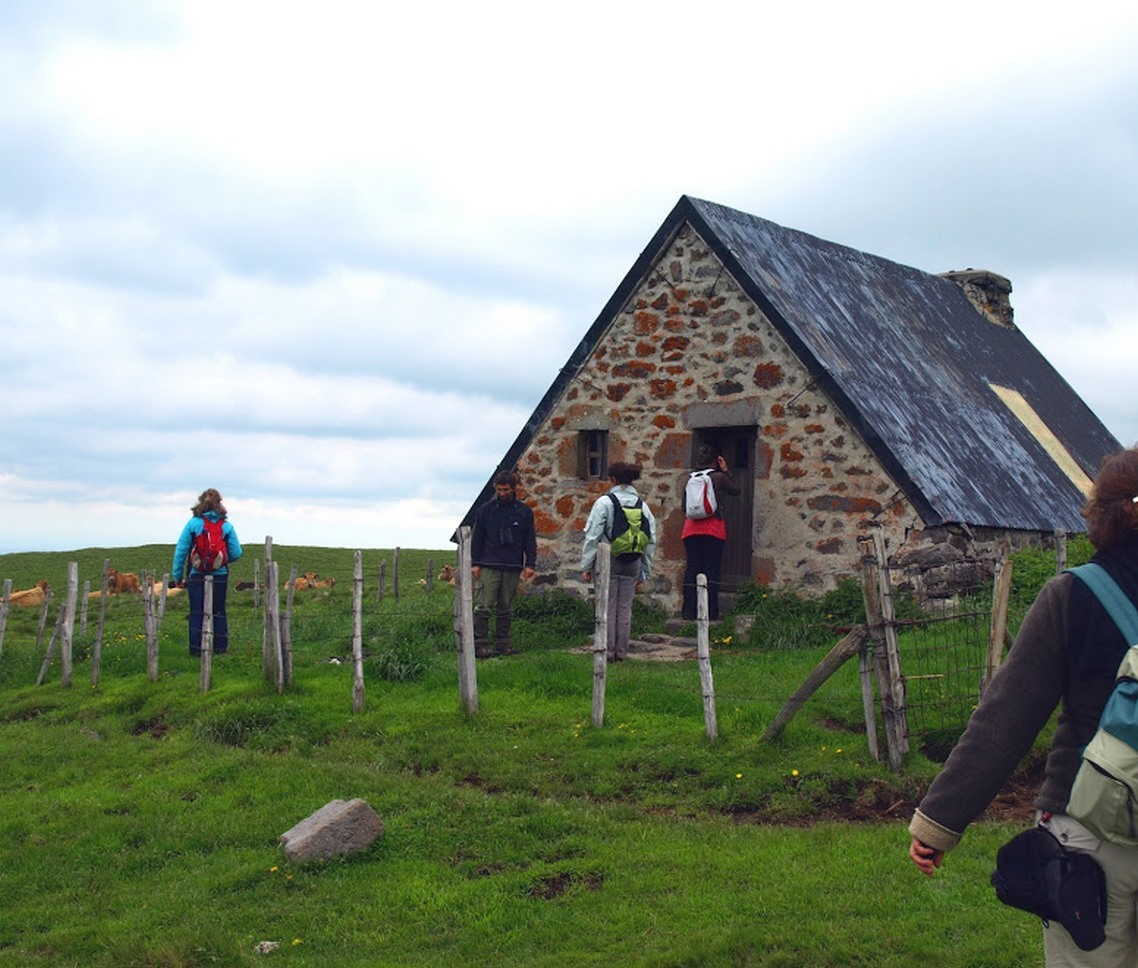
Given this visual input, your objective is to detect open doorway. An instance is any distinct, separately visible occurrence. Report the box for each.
[691,426,756,589]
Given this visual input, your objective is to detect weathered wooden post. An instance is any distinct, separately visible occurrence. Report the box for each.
[35,585,53,651]
[858,533,907,771]
[393,547,401,601]
[80,581,90,635]
[1055,528,1067,575]
[0,579,10,661]
[92,563,109,686]
[60,562,77,688]
[590,543,612,728]
[199,576,214,692]
[455,527,478,714]
[36,605,65,686]
[696,574,718,740]
[269,563,285,693]
[352,551,366,713]
[377,561,386,604]
[985,556,1014,690]
[142,571,159,682]
[262,537,275,682]
[281,565,296,687]
[762,627,869,742]
[425,558,434,593]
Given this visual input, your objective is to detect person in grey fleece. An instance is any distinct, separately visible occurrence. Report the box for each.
[909,447,1138,965]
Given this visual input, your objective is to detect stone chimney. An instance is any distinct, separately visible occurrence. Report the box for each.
[939,269,1014,329]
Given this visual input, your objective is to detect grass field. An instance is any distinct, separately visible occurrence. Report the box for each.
[0,545,1047,966]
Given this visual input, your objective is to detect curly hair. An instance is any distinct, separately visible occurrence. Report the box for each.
[192,488,228,520]
[1081,448,1138,549]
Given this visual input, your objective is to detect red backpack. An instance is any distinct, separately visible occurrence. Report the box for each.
[190,518,229,573]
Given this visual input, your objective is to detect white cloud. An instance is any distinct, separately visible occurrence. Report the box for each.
[1,0,1137,554]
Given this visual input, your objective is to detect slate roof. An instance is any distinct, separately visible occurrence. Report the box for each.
[461,196,1120,534]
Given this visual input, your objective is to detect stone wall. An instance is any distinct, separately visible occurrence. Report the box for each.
[514,223,1036,612]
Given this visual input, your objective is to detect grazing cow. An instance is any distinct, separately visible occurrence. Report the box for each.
[437,564,457,584]
[107,567,141,594]
[8,579,51,607]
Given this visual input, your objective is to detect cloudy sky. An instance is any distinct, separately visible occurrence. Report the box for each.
[2,0,1136,555]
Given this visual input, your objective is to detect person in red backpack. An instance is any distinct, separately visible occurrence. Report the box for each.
[171,488,243,656]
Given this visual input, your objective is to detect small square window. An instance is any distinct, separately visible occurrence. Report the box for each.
[577,430,609,480]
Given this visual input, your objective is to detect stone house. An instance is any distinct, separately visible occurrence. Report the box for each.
[458,196,1121,609]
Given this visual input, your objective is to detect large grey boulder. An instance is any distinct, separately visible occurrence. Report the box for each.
[279,798,384,863]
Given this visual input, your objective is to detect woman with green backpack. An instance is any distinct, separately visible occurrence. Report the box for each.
[581,462,657,663]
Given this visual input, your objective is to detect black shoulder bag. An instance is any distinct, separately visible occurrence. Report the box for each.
[991,820,1107,952]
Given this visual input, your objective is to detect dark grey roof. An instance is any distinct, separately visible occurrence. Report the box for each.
[459,196,1120,534]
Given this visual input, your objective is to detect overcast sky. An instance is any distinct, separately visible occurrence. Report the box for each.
[2,0,1136,555]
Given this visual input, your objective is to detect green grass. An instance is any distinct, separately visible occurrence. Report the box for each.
[0,546,1047,966]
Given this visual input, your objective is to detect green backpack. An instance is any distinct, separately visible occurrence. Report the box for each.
[1064,563,1138,846]
[607,494,650,562]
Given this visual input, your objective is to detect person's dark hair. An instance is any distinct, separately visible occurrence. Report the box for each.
[494,471,518,488]
[694,444,717,468]
[608,462,641,485]
[192,488,227,519]
[1081,448,1138,549]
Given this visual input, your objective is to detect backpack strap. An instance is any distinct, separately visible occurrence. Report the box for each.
[1066,563,1138,646]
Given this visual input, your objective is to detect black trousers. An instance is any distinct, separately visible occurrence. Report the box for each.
[682,535,726,620]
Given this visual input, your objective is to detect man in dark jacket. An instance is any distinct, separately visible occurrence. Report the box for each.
[470,471,537,658]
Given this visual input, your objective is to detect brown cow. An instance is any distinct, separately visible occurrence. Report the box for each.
[437,564,457,584]
[107,567,141,594]
[308,577,336,589]
[286,572,318,590]
[8,579,51,607]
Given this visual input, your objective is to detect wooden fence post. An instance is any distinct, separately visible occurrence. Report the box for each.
[35,585,53,652]
[281,566,296,687]
[80,581,90,635]
[1055,529,1067,574]
[253,557,262,610]
[60,562,77,689]
[377,561,386,604]
[455,527,478,714]
[425,558,434,593]
[393,547,401,601]
[985,556,1014,690]
[92,564,109,686]
[590,543,611,728]
[199,576,214,692]
[262,537,275,682]
[352,551,365,713]
[36,605,65,686]
[0,579,10,661]
[696,574,718,740]
[762,628,868,742]
[142,572,159,682]
[858,534,906,771]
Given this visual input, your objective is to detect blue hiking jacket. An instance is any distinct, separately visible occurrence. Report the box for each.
[172,510,243,580]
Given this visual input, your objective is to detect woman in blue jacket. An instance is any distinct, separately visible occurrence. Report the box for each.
[172,488,243,656]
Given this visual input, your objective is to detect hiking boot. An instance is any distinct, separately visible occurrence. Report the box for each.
[495,645,519,656]
[475,647,493,659]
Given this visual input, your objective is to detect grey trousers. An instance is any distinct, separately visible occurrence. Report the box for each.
[1040,812,1138,967]
[603,555,642,659]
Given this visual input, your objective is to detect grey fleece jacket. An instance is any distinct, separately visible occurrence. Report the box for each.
[910,552,1138,852]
